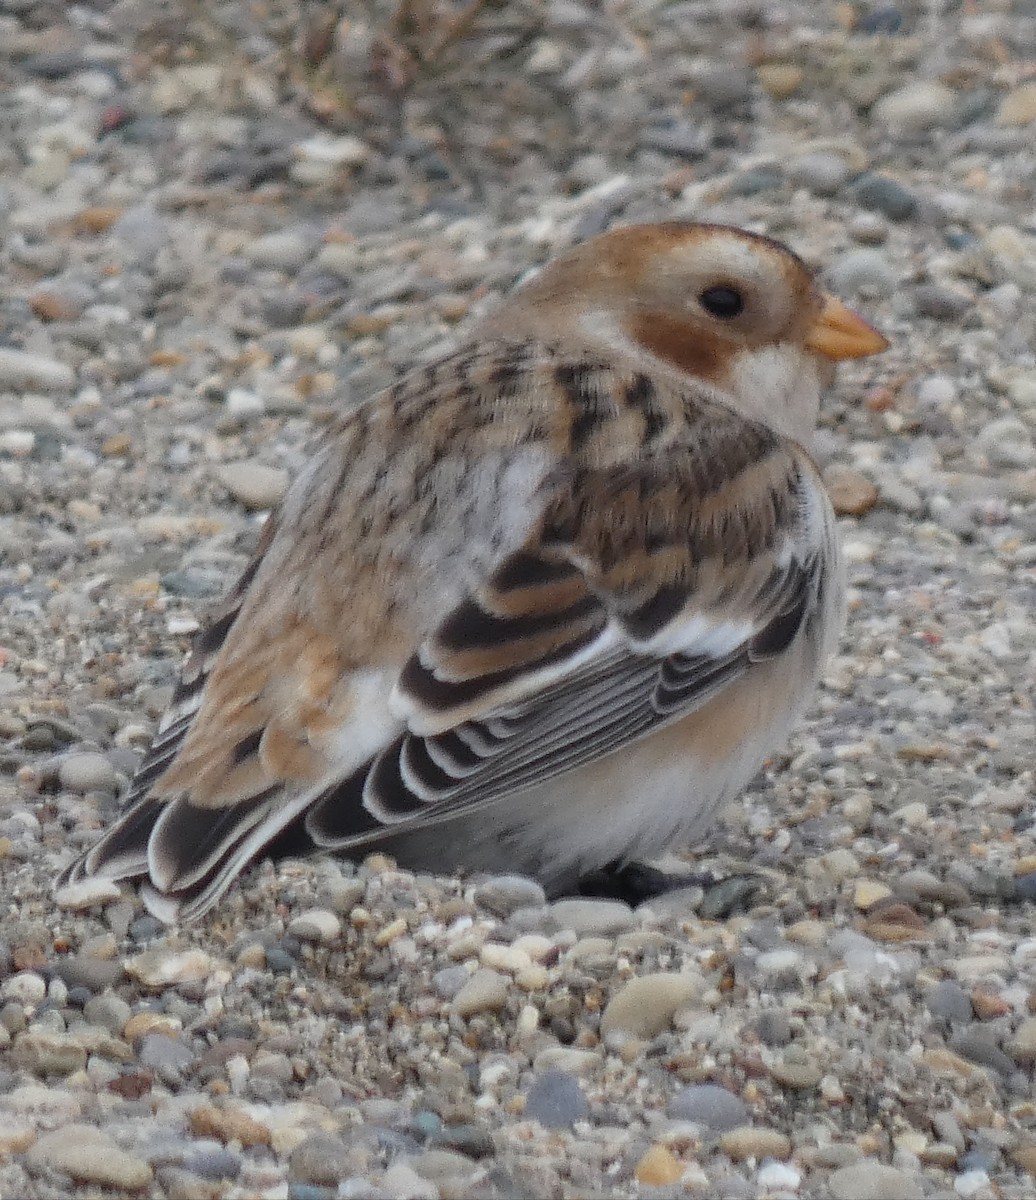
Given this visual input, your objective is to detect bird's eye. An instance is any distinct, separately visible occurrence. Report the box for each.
[699,285,745,319]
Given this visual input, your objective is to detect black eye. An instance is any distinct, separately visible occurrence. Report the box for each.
[699,285,745,319]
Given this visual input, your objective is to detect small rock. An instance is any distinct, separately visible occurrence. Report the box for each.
[124,948,213,989]
[244,232,314,272]
[827,249,897,297]
[1007,1016,1036,1065]
[289,1128,355,1185]
[827,1161,924,1200]
[852,173,917,221]
[916,375,957,409]
[873,82,957,132]
[997,83,1036,126]
[927,981,974,1023]
[532,1047,601,1076]
[825,465,879,516]
[450,969,508,1018]
[190,1104,271,1148]
[216,462,289,510]
[137,1033,195,1071]
[58,752,118,795]
[719,1126,791,1161]
[288,909,341,944]
[853,879,893,910]
[523,1070,589,1129]
[912,284,970,320]
[769,1058,822,1089]
[635,1144,684,1186]
[600,971,705,1040]
[0,348,74,392]
[949,1025,1016,1075]
[12,1030,87,1076]
[53,876,122,910]
[547,898,635,936]
[667,1083,749,1131]
[974,417,1034,467]
[788,152,852,196]
[24,1126,152,1191]
[757,63,804,99]
[472,875,547,917]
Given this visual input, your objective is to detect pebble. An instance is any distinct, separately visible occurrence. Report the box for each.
[997,83,1036,126]
[547,898,635,936]
[11,1030,88,1076]
[522,1069,589,1129]
[635,1143,684,1186]
[287,909,342,944]
[974,418,1034,467]
[912,284,971,321]
[244,232,315,272]
[827,1161,924,1200]
[827,249,898,297]
[852,173,918,221]
[667,1083,749,1131]
[450,969,508,1017]
[58,752,118,795]
[599,971,705,1040]
[216,461,290,510]
[289,1133,355,1187]
[927,981,974,1024]
[24,1125,152,1190]
[124,948,213,989]
[719,1126,791,1162]
[0,348,74,392]
[472,875,547,917]
[824,465,879,516]
[53,876,122,910]
[873,82,958,133]
[788,152,853,196]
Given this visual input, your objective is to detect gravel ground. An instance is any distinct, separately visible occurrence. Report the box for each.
[1,1,1036,1197]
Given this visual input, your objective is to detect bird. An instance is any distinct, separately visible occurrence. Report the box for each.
[58,221,888,922]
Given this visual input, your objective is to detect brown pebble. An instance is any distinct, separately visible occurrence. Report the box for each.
[75,206,123,233]
[971,988,1010,1020]
[189,1104,272,1148]
[1011,1144,1036,1174]
[824,465,878,516]
[635,1144,684,1186]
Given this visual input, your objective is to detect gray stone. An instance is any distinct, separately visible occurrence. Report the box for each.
[926,980,973,1023]
[827,249,898,297]
[58,752,118,795]
[473,875,547,917]
[600,971,706,1040]
[975,417,1034,467]
[950,1025,1016,1075]
[912,284,971,320]
[82,994,132,1035]
[24,1125,152,1190]
[215,461,289,510]
[0,348,75,392]
[523,1070,589,1129]
[873,82,958,132]
[852,173,918,220]
[137,1033,195,1070]
[667,1083,749,1131]
[827,1160,924,1199]
[788,152,853,196]
[547,898,635,937]
[289,1133,355,1186]
[450,969,508,1017]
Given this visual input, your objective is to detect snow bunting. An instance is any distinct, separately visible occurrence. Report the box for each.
[59,222,888,921]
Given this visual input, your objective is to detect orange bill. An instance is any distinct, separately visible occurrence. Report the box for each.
[805,294,889,361]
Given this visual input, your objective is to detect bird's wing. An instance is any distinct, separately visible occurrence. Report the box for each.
[62,340,837,922]
[304,431,837,850]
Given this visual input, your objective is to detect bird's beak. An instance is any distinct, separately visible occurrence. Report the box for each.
[804,294,889,361]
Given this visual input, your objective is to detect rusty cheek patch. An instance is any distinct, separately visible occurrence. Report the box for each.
[626,310,731,386]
